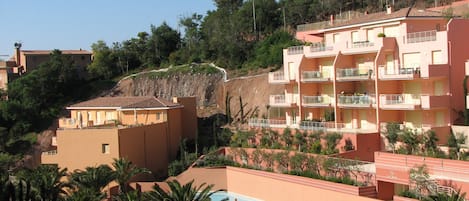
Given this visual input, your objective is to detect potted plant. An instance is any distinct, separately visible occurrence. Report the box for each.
[377,33,386,37]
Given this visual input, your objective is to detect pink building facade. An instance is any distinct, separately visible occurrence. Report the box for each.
[251,7,469,146]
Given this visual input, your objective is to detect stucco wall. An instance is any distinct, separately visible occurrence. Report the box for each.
[42,128,120,171]
[175,97,198,140]
[118,123,170,179]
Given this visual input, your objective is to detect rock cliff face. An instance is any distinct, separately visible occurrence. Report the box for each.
[110,73,224,110]
[108,69,283,118]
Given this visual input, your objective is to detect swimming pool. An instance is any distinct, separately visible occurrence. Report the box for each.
[210,191,262,201]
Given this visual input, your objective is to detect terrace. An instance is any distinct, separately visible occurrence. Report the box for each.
[336,67,374,81]
[302,95,333,107]
[337,94,376,108]
[301,70,332,82]
[378,65,420,80]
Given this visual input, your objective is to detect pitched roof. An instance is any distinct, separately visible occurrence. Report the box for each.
[21,50,92,55]
[326,7,444,30]
[68,96,181,109]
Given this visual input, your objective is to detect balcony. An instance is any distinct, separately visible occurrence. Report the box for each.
[59,118,77,129]
[351,41,374,48]
[309,42,333,52]
[301,70,331,82]
[248,118,287,128]
[287,46,304,55]
[380,122,447,135]
[303,44,337,58]
[268,71,290,84]
[406,30,436,44]
[302,95,333,107]
[379,94,421,110]
[378,65,420,80]
[336,67,374,81]
[269,94,296,107]
[337,94,375,108]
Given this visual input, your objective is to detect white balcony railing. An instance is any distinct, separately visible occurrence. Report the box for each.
[301,70,331,82]
[407,30,437,44]
[268,71,289,83]
[378,65,420,80]
[287,46,304,55]
[351,41,374,48]
[248,118,287,128]
[309,42,333,52]
[379,94,421,105]
[42,150,58,155]
[269,94,296,106]
[302,95,333,106]
[249,118,377,133]
[336,67,373,80]
[337,94,375,106]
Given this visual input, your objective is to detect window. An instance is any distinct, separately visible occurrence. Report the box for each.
[102,144,110,154]
[351,31,359,43]
[333,33,340,43]
[403,52,421,69]
[367,29,375,42]
[432,50,443,65]
[383,25,399,37]
[156,112,161,121]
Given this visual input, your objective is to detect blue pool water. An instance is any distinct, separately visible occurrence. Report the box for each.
[210,191,262,201]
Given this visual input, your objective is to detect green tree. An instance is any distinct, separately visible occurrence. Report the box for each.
[69,165,115,197]
[87,40,116,79]
[19,165,70,201]
[112,158,151,194]
[384,122,401,153]
[147,22,181,67]
[322,132,342,154]
[400,129,419,155]
[143,180,226,201]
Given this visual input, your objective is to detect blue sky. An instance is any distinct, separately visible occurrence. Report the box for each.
[0,0,216,57]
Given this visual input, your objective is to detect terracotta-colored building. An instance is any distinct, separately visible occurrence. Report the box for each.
[42,96,197,178]
[251,6,469,153]
[0,44,92,90]
[246,4,469,200]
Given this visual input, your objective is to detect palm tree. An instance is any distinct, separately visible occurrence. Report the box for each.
[424,189,467,201]
[66,188,106,201]
[143,180,226,201]
[19,165,70,201]
[69,164,115,198]
[111,158,151,193]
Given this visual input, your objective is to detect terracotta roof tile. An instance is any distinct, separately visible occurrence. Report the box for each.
[21,50,92,55]
[69,96,180,109]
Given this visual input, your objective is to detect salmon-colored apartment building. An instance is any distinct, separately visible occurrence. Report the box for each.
[42,96,197,178]
[251,6,469,146]
[0,44,91,90]
[245,5,469,200]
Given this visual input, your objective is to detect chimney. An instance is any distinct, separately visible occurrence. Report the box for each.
[14,42,22,67]
[386,5,393,14]
[330,14,334,26]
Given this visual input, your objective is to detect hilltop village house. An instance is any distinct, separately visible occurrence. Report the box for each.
[0,44,92,90]
[245,4,469,200]
[41,96,197,178]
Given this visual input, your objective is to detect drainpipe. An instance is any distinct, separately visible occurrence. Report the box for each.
[134,109,137,125]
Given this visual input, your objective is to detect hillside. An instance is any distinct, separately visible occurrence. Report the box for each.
[107,64,283,119]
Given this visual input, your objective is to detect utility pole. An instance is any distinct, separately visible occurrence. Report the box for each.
[252,0,257,40]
